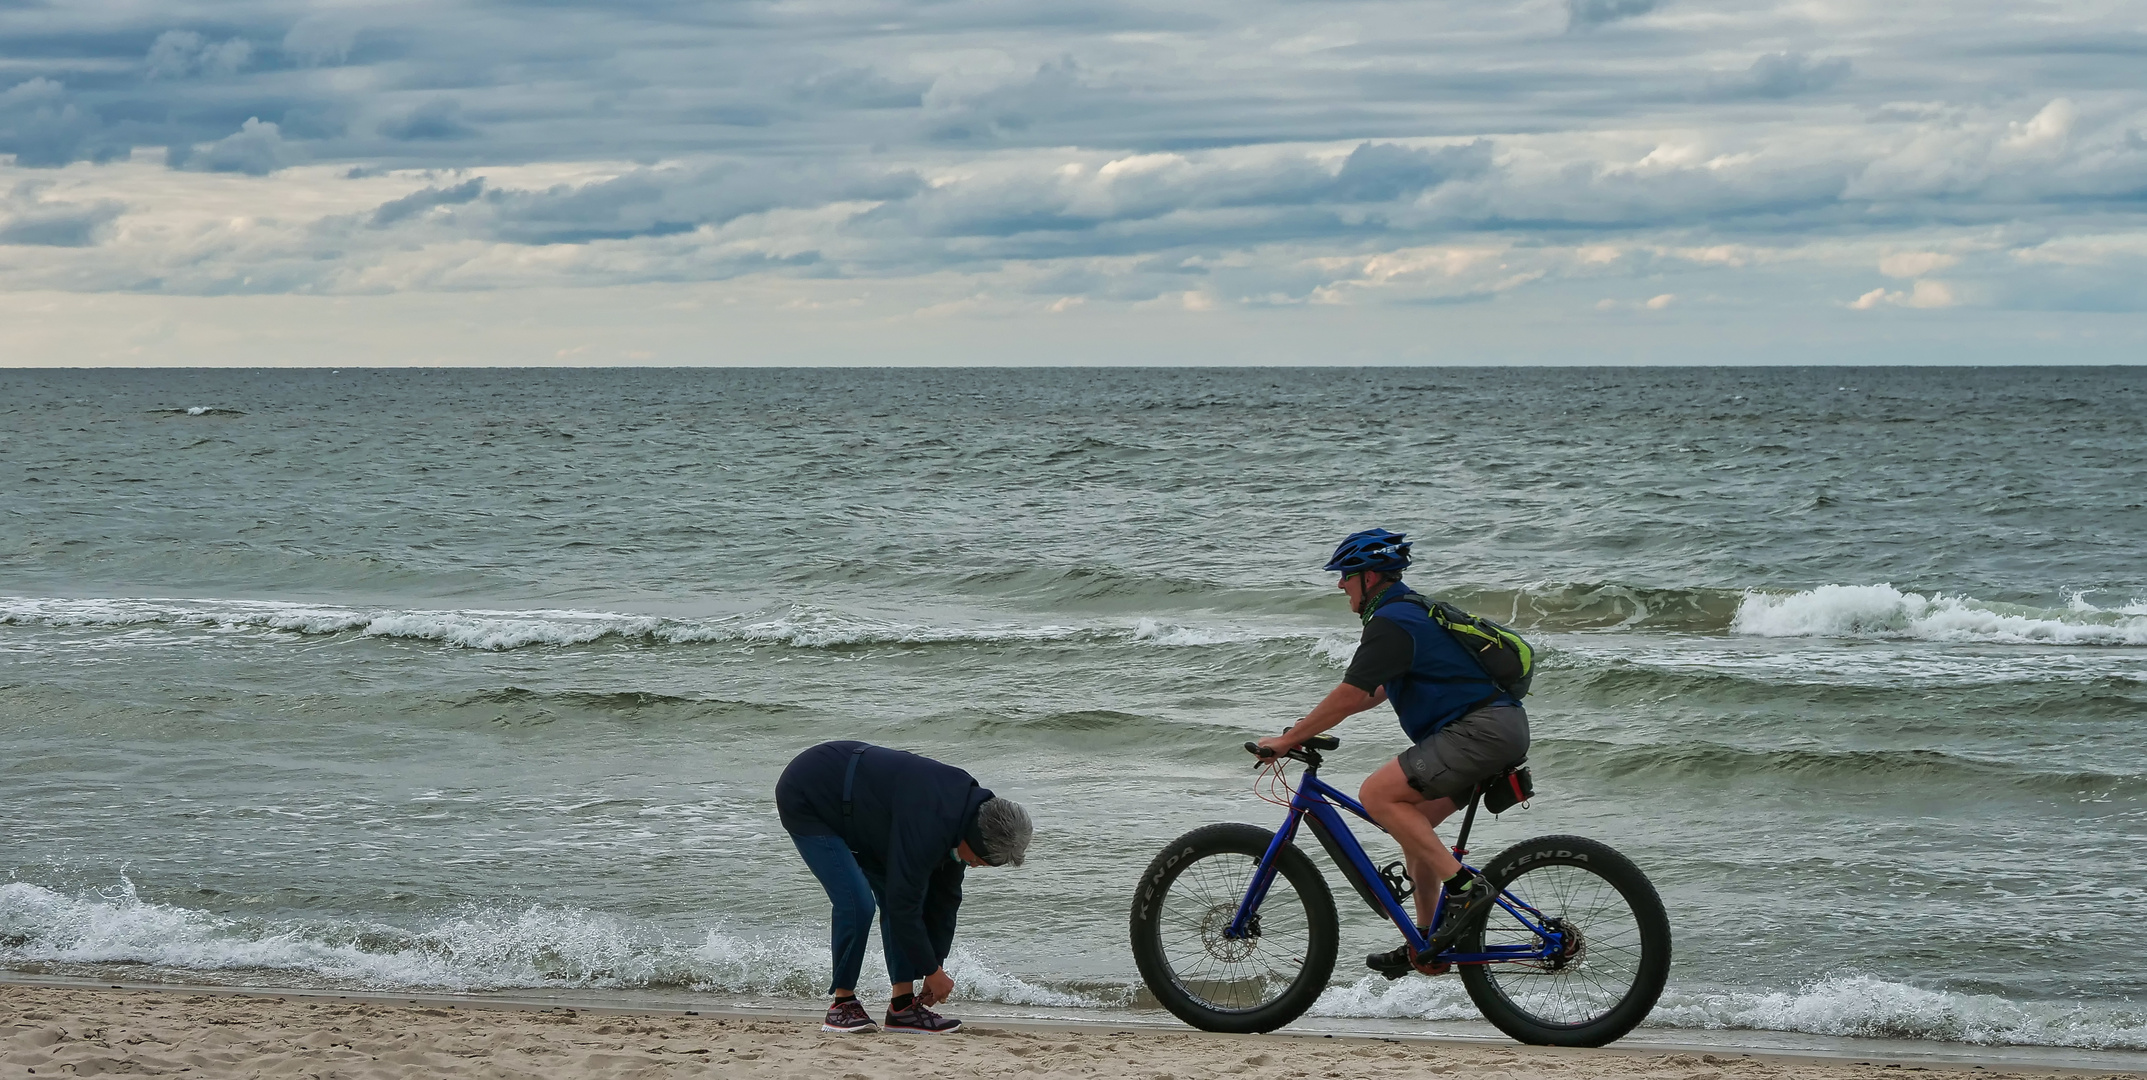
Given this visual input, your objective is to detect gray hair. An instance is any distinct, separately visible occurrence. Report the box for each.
[976,797,1033,867]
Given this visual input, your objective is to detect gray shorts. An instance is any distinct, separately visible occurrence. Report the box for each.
[1397,704,1530,803]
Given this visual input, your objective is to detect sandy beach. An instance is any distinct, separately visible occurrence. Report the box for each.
[2,984,2139,1080]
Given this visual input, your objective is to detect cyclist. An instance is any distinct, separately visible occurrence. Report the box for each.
[775,741,1033,1034]
[1256,528,1528,978]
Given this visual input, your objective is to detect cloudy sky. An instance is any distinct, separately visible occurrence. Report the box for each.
[3,0,2144,365]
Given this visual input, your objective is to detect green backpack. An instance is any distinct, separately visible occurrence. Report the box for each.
[1393,594,1536,698]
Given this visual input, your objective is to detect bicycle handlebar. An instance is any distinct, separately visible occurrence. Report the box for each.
[1244,734,1341,760]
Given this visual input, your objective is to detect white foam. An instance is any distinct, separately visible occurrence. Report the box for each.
[1130,618,1267,647]
[0,596,1087,652]
[1310,970,2147,1050]
[0,881,1103,1006]
[1731,585,2147,645]
[1309,972,1482,1021]
[1652,975,2147,1050]
[1319,634,1364,668]
[8,883,2145,1048]
[1,594,1352,658]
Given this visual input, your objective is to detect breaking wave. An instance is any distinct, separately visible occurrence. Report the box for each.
[0,596,1093,653]
[0,595,1368,665]
[0,881,1088,1007]
[1732,585,2147,645]
[1650,975,2147,1050]
[1543,738,2147,799]
[7,882,2146,1048]
[1312,973,2147,1050]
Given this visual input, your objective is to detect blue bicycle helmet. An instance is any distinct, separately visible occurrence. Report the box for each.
[1324,529,1411,575]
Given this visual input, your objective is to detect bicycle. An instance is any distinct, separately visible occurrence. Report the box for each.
[1129,734,1671,1046]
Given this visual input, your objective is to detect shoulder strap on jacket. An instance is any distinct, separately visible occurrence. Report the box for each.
[840,745,868,820]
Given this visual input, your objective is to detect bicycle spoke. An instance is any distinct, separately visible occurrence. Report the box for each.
[1150,846,1316,1014]
[1483,862,1645,1026]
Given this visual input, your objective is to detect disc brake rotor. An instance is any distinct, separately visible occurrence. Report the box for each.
[1197,904,1260,962]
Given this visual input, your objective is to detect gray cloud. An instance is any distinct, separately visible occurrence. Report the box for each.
[1705,53,1852,100]
[0,79,107,168]
[370,177,485,226]
[379,100,477,141]
[144,31,253,79]
[0,0,2142,325]
[1331,141,1491,202]
[0,182,123,246]
[182,117,292,174]
[792,67,928,110]
[462,164,927,245]
[281,18,356,67]
[1567,0,1659,31]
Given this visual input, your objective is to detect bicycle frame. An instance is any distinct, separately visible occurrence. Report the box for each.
[1226,764,1564,965]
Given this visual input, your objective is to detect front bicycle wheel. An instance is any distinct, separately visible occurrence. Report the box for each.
[1129,822,1338,1034]
[1458,834,1671,1047]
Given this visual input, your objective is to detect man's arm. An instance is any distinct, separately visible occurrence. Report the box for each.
[1258,681,1385,754]
[915,858,965,1005]
[877,825,952,986]
[1258,616,1409,754]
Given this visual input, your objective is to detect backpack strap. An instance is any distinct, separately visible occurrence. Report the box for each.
[840,745,868,821]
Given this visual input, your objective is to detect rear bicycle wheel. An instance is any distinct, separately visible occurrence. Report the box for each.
[1129,822,1338,1034]
[1457,834,1671,1047]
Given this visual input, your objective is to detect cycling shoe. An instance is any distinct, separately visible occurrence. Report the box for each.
[1366,944,1415,980]
[1417,874,1498,963]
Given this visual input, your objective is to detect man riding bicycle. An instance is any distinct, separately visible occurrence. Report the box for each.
[1256,528,1529,977]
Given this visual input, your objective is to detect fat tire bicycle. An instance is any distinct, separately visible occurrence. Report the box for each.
[1129,734,1670,1046]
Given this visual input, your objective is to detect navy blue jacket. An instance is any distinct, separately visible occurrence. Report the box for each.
[775,741,991,983]
[1372,583,1516,742]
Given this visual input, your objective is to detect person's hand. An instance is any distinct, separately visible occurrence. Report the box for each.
[919,968,955,1007]
[1254,730,1301,759]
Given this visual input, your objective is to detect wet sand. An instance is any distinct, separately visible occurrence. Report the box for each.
[4,983,2142,1080]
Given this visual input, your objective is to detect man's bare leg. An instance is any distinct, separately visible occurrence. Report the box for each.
[1359,760,1462,922]
[1403,799,1460,927]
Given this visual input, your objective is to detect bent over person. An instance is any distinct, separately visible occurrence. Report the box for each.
[775,740,1033,1034]
[1256,528,1529,977]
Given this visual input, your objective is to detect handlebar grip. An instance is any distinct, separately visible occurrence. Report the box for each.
[1244,741,1276,758]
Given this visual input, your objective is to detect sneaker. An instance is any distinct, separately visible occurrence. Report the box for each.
[883,1001,962,1034]
[1369,936,1451,979]
[1417,873,1499,964]
[821,998,877,1033]
[1366,943,1415,980]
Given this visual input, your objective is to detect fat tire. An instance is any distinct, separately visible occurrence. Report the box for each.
[1129,822,1339,1034]
[1457,834,1671,1047]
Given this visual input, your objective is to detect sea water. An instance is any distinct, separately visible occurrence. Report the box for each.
[2,366,2143,1050]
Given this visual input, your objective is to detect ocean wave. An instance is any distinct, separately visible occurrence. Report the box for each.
[6,882,2143,1048]
[0,596,1091,653]
[1732,585,2147,645]
[1314,972,2147,1050]
[1650,975,2147,1050]
[0,881,1088,1006]
[0,595,1370,667]
[1543,739,2147,799]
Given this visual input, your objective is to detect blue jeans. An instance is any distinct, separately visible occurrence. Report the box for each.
[790,832,902,994]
